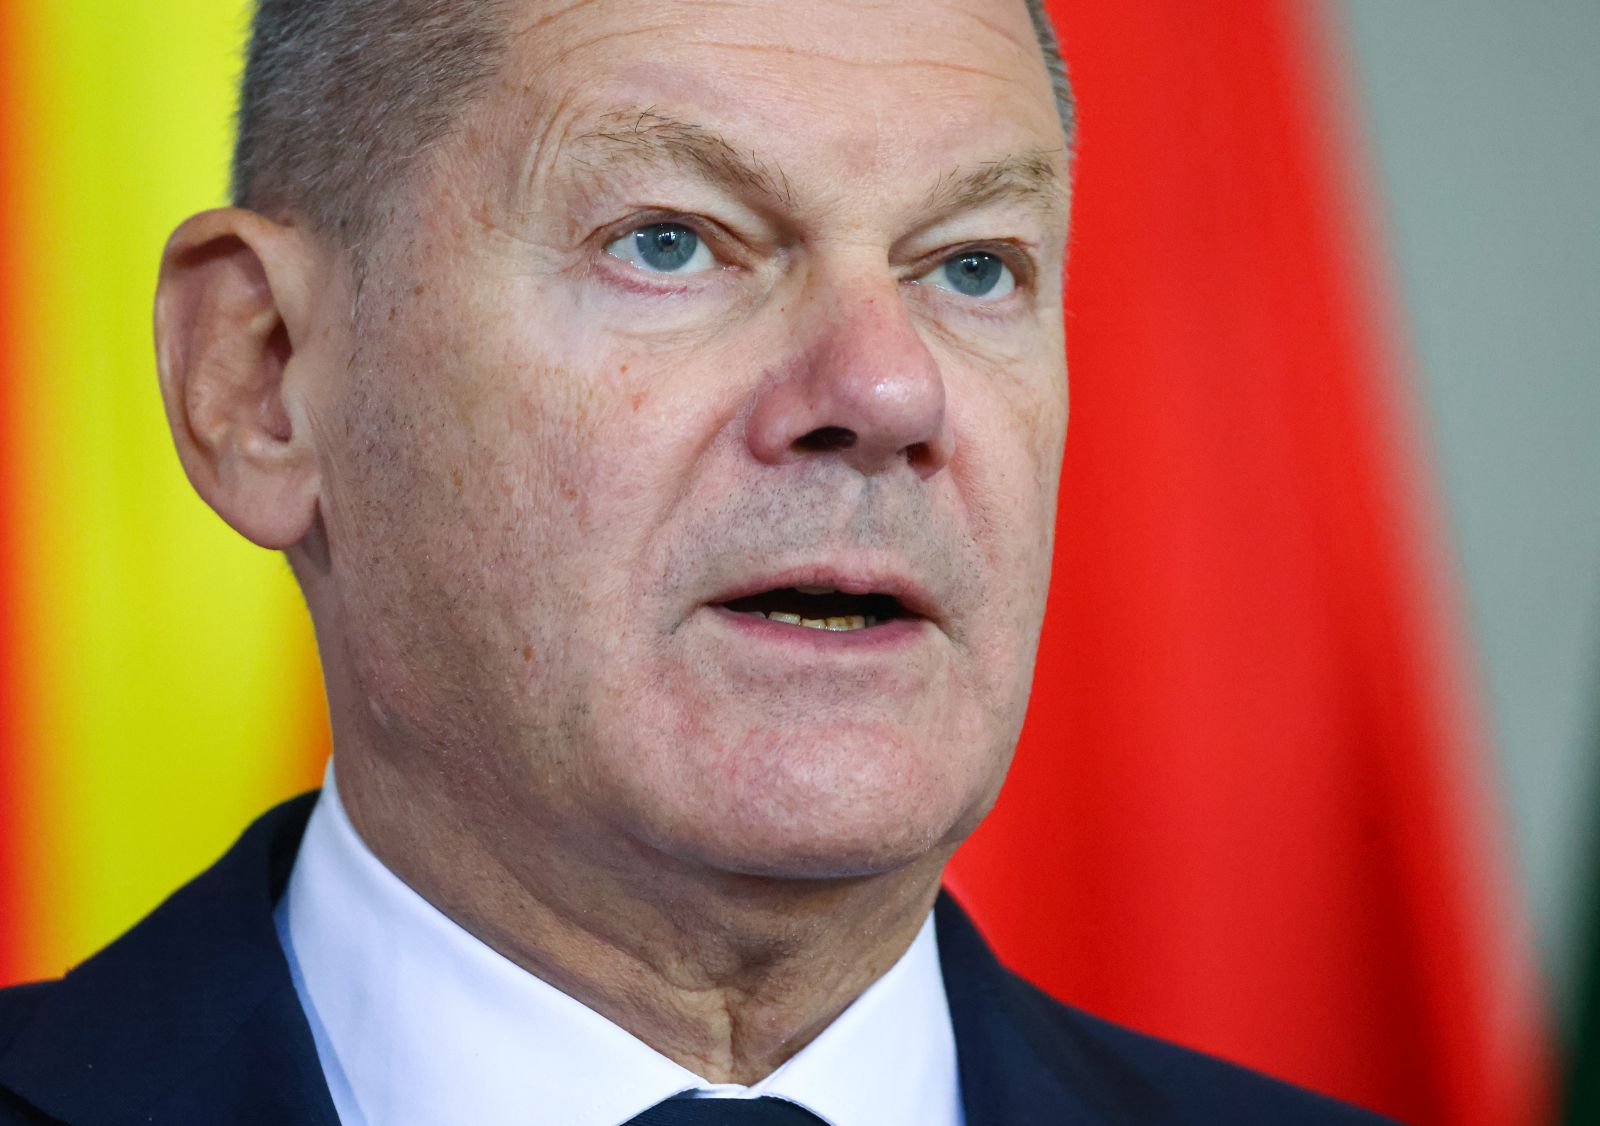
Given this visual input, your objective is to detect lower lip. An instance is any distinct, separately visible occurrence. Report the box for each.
[706,605,931,652]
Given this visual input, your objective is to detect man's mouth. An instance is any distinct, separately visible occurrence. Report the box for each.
[718,586,909,632]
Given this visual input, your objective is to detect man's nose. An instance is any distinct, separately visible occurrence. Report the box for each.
[745,290,955,480]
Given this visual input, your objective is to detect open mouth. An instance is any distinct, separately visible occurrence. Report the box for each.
[719,586,909,632]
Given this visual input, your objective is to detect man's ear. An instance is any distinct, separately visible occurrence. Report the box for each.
[154,208,327,550]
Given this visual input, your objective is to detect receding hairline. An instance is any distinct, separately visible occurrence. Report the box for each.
[233,0,1074,246]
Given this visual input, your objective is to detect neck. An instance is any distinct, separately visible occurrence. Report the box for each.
[335,748,949,1085]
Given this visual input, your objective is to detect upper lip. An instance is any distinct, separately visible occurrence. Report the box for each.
[708,564,941,626]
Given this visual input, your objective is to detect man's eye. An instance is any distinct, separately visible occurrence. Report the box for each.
[604,222,716,274]
[916,251,1016,300]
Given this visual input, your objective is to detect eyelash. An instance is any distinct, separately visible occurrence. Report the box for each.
[594,212,740,293]
[908,242,1035,305]
[593,214,1037,308]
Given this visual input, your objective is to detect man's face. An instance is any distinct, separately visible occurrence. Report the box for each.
[315,0,1070,880]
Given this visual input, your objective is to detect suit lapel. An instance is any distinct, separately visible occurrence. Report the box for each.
[936,894,1123,1126]
[3,798,1136,1126]
[0,794,339,1126]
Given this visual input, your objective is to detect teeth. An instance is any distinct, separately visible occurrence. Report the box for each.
[747,610,872,631]
[793,585,837,595]
[793,615,868,631]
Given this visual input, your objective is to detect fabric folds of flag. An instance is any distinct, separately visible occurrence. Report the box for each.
[946,3,1553,1125]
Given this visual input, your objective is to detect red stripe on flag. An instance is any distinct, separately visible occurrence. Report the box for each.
[946,2,1552,1123]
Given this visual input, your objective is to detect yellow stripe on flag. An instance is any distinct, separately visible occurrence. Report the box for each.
[10,0,325,980]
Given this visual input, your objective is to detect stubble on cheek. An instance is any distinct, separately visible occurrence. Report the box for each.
[321,267,620,789]
[945,339,1066,659]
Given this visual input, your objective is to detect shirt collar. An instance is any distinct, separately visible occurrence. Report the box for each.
[276,765,961,1126]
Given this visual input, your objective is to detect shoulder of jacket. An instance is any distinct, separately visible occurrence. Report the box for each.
[0,983,55,1061]
[0,982,62,1125]
[996,969,1400,1124]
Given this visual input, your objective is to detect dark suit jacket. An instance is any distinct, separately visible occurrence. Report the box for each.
[0,795,1395,1125]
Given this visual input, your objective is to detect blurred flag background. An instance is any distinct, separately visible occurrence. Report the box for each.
[1,1,1595,1124]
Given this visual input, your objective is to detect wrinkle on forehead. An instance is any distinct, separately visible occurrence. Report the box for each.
[517,0,605,35]
[530,26,1030,95]
[682,40,1021,88]
[946,4,1041,55]
[569,108,795,207]
[471,0,1067,230]
[510,0,748,37]
[505,0,1047,85]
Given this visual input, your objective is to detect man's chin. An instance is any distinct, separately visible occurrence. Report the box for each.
[706,835,949,884]
[588,715,1013,883]
[645,790,989,885]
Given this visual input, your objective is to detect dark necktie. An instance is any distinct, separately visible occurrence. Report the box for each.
[623,1094,829,1125]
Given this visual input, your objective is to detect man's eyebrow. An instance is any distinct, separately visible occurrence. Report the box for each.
[566,108,794,205]
[922,148,1069,218]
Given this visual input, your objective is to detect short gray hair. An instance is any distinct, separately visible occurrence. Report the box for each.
[232,0,1075,247]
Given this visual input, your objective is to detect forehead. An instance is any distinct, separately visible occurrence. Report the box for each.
[474,0,1065,202]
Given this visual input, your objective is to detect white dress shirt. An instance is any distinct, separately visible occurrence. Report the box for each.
[274,766,964,1126]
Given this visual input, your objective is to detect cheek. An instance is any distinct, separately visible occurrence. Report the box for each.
[962,353,1065,539]
[942,365,1065,696]
[326,309,653,748]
